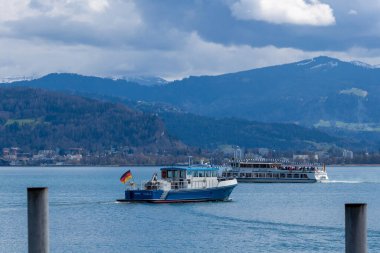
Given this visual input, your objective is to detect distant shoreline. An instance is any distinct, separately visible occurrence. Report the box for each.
[0,164,171,167]
[329,164,380,167]
[2,163,380,168]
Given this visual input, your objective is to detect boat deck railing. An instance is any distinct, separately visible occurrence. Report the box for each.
[230,158,324,166]
[128,179,221,191]
[224,168,324,173]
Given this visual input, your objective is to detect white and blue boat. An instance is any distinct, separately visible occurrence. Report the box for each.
[118,166,237,203]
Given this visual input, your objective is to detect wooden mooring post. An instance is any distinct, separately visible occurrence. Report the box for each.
[27,187,49,253]
[345,203,367,253]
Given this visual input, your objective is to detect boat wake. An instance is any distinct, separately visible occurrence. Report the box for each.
[188,207,342,233]
[322,180,363,184]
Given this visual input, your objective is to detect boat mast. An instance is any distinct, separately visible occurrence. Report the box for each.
[234,146,242,161]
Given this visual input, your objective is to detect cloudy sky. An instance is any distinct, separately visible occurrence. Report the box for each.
[1,0,380,80]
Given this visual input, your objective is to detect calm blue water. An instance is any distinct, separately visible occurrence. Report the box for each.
[0,166,380,252]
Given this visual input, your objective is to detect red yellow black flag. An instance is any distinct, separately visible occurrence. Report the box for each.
[120,170,132,184]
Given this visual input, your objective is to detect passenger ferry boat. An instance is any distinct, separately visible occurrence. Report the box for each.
[118,166,237,203]
[222,160,328,183]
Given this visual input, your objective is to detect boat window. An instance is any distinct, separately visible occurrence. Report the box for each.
[280,173,285,178]
[253,173,258,178]
[246,173,252,178]
[294,174,300,178]
[212,171,217,177]
[173,171,179,178]
[161,170,167,179]
[193,171,198,177]
[240,173,245,177]
[287,174,292,178]
[273,173,279,178]
[199,172,203,177]
[180,170,186,178]
[167,171,173,178]
[267,173,272,178]
[301,174,307,178]
[205,171,211,177]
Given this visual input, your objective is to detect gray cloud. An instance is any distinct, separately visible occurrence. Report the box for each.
[0,0,380,80]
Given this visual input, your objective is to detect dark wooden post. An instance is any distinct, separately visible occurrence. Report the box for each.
[28,187,49,253]
[345,203,367,253]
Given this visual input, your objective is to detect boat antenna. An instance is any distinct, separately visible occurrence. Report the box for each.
[188,156,192,167]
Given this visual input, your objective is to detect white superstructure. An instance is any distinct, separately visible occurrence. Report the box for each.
[222,160,328,183]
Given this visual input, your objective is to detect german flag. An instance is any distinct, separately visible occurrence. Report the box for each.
[120,170,132,184]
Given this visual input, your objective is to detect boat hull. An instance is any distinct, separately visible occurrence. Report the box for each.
[119,184,237,203]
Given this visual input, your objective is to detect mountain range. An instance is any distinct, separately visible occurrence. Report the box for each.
[6,56,380,127]
[3,56,380,150]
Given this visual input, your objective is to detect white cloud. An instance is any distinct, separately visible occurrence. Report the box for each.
[231,0,336,26]
[0,0,39,22]
[34,0,111,20]
[0,0,143,46]
[340,88,368,98]
[88,0,109,12]
[0,0,138,25]
[348,9,358,15]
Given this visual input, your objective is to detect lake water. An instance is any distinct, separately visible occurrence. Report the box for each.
[0,166,379,252]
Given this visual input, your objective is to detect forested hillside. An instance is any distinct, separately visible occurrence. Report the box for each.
[0,87,373,156]
[0,87,180,152]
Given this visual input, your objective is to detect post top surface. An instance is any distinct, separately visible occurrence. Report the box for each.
[27,187,48,191]
[345,203,367,207]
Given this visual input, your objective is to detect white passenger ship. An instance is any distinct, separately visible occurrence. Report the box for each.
[222,160,328,183]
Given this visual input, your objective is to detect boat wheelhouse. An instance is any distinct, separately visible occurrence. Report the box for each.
[118,166,237,203]
[222,161,328,183]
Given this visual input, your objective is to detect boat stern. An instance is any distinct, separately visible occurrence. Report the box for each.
[315,171,329,182]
